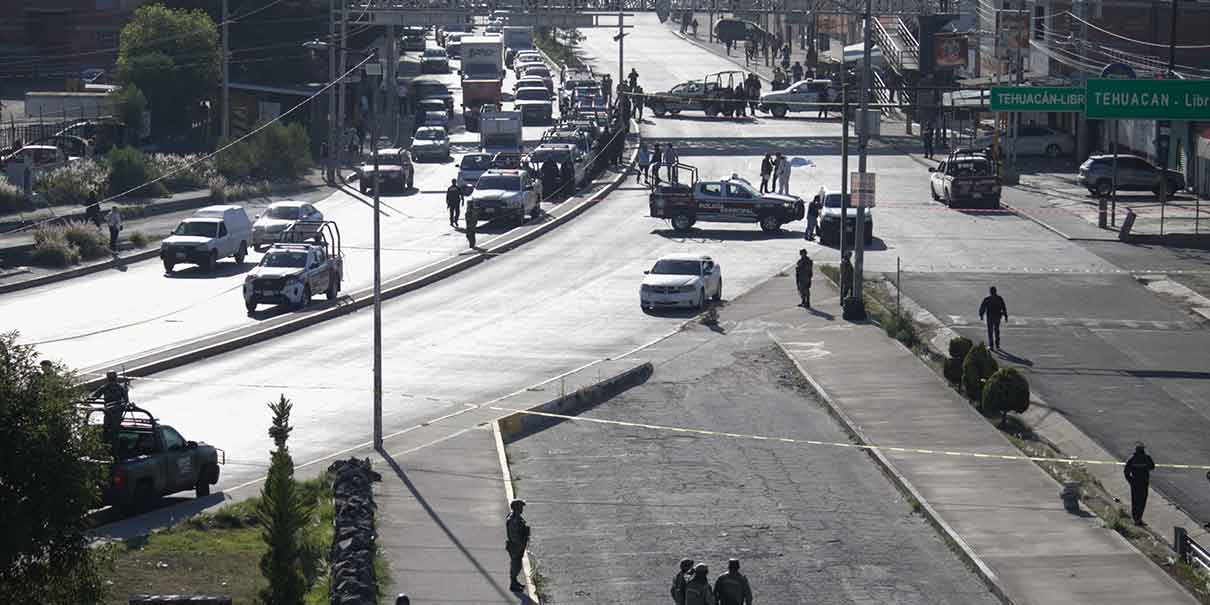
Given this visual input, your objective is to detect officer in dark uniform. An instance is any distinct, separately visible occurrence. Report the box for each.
[92,371,129,442]
[978,286,1009,350]
[560,161,575,197]
[671,558,694,605]
[464,200,478,249]
[840,252,854,301]
[505,498,530,592]
[713,559,754,605]
[445,178,463,228]
[541,158,559,200]
[1124,443,1156,526]
[796,249,814,308]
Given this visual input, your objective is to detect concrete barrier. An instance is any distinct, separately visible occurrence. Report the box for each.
[497,360,653,443]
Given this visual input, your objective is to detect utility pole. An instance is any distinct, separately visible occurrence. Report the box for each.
[371,66,383,450]
[617,7,626,92]
[337,0,348,167]
[326,0,336,183]
[840,75,849,264]
[845,0,872,321]
[387,25,398,144]
[1156,0,1178,235]
[221,0,229,140]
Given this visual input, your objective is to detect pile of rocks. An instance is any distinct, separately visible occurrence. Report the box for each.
[328,458,382,605]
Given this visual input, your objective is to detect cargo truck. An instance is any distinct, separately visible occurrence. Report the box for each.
[460,35,505,131]
[480,107,523,156]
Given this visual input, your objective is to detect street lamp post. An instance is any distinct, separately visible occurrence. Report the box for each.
[221,0,229,140]
[370,65,383,450]
[844,0,872,321]
[327,0,337,183]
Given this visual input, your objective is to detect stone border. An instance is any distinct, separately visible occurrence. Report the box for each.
[496,361,654,443]
[328,457,383,604]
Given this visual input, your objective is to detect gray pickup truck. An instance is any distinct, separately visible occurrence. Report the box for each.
[89,402,224,514]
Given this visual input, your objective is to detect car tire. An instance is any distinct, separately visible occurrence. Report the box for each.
[759,215,781,233]
[652,104,667,117]
[1095,180,1114,197]
[671,214,694,232]
[326,277,339,301]
[135,481,158,513]
[704,103,719,117]
[930,183,940,201]
[713,279,722,302]
[234,242,247,264]
[697,289,706,310]
[196,469,213,498]
[246,299,257,313]
[163,260,175,273]
[771,104,788,118]
[296,286,311,311]
[204,250,217,272]
[1045,143,1062,157]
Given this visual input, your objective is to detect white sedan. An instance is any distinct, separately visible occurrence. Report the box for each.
[974,126,1074,157]
[639,254,722,312]
[252,200,323,251]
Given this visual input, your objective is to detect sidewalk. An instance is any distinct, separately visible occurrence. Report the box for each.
[768,274,1196,604]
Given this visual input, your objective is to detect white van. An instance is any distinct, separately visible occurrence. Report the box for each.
[159,205,253,273]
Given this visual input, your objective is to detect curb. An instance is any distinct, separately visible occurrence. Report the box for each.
[493,421,542,605]
[77,144,641,390]
[0,249,159,295]
[769,336,1014,605]
[496,360,654,443]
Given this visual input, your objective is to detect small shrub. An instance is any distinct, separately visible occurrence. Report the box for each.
[0,179,24,213]
[254,122,312,181]
[149,153,214,192]
[208,175,229,202]
[30,224,81,267]
[962,343,999,403]
[944,336,974,384]
[61,221,110,259]
[882,310,917,347]
[128,230,148,248]
[106,147,166,198]
[982,367,1030,427]
[35,159,107,206]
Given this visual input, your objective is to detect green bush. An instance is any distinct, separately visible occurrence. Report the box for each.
[128,230,148,247]
[882,310,918,347]
[962,342,999,403]
[61,221,110,259]
[109,84,147,142]
[944,336,974,384]
[106,147,166,198]
[30,224,82,267]
[0,179,24,213]
[35,159,107,206]
[982,367,1030,427]
[216,122,312,183]
[215,137,255,181]
[149,153,213,192]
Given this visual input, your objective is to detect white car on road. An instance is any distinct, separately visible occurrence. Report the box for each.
[252,200,323,251]
[639,253,722,312]
[974,125,1075,157]
[411,126,450,161]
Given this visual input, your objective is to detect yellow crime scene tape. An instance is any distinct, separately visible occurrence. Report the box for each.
[489,406,1210,472]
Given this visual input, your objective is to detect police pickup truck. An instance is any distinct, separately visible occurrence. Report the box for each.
[649,166,805,233]
[86,399,224,514]
[243,221,343,313]
[928,149,1002,209]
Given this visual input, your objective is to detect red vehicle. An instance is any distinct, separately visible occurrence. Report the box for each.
[462,80,502,131]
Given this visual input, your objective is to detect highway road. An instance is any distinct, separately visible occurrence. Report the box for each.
[2,52,567,371]
[60,15,1120,500]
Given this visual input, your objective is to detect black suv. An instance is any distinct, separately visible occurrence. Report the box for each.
[1078,154,1185,197]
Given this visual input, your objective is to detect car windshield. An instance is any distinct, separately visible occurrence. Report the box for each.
[374,152,402,165]
[267,206,300,220]
[414,83,447,97]
[461,155,492,170]
[948,159,993,176]
[531,149,571,163]
[174,221,218,237]
[476,175,522,191]
[823,193,850,208]
[516,89,550,101]
[651,260,701,275]
[525,67,550,77]
[261,251,307,268]
[415,129,445,141]
[424,48,447,57]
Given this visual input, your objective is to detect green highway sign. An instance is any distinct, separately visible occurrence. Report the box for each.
[1086,79,1210,119]
[990,87,1085,112]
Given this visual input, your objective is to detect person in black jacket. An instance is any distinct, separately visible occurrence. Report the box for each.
[759,154,773,194]
[670,558,694,604]
[445,179,463,227]
[978,286,1009,350]
[1124,444,1156,525]
[795,249,814,308]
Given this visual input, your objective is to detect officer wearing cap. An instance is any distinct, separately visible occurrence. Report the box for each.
[93,371,129,441]
[505,498,530,592]
[713,559,753,605]
[683,563,715,605]
[671,558,695,604]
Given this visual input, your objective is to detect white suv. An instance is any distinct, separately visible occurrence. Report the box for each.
[467,169,541,226]
[639,253,723,312]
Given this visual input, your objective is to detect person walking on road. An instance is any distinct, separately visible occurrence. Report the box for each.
[107,206,122,254]
[464,199,478,249]
[791,61,804,83]
[445,178,463,227]
[759,153,773,194]
[713,559,754,605]
[1124,443,1156,526]
[628,67,639,89]
[817,89,830,119]
[775,153,791,195]
[683,564,715,605]
[671,558,695,605]
[796,249,814,308]
[978,286,1008,350]
[638,142,653,184]
[505,498,530,592]
[922,121,935,159]
[805,195,822,240]
[840,252,853,300]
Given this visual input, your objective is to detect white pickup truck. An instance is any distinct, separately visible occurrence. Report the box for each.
[242,221,343,313]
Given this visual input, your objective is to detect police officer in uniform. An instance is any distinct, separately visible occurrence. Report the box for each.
[683,563,715,605]
[92,371,129,441]
[464,199,478,249]
[445,178,463,228]
[713,559,754,605]
[671,558,695,605]
[505,498,530,592]
[978,286,1009,350]
[1124,443,1156,526]
[840,252,854,301]
[796,249,814,308]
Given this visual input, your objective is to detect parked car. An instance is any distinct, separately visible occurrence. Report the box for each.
[527,144,585,186]
[421,47,450,73]
[639,253,722,312]
[1078,154,1186,197]
[467,168,541,225]
[411,126,450,161]
[424,110,450,128]
[160,205,253,273]
[458,152,494,194]
[928,152,1001,208]
[974,126,1075,157]
[355,147,415,193]
[252,200,324,251]
[760,78,838,118]
[514,76,548,94]
[417,97,449,119]
[412,77,454,113]
[519,64,555,91]
[514,87,553,125]
[813,190,873,246]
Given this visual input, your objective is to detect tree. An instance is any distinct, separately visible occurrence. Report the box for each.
[109,85,147,145]
[0,332,110,603]
[944,336,973,385]
[961,342,999,403]
[982,368,1030,428]
[257,395,312,605]
[116,4,220,137]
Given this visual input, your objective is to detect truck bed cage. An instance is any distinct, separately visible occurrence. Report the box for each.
[650,162,699,189]
[81,399,157,431]
[280,220,342,256]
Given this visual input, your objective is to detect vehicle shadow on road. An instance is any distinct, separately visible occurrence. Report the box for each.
[164,261,254,279]
[377,448,532,604]
[89,493,225,541]
[246,297,346,320]
[650,227,803,242]
[814,237,889,252]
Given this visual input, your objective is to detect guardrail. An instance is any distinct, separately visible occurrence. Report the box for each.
[1176,527,1210,575]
